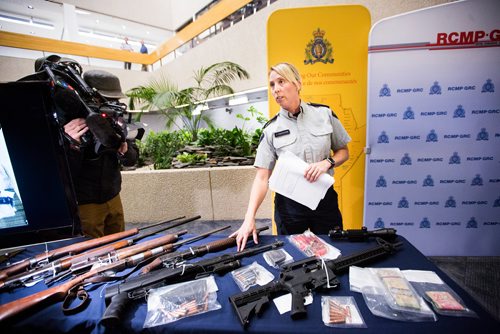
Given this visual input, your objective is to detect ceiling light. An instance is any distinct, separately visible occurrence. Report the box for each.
[228,96,248,106]
[0,14,54,30]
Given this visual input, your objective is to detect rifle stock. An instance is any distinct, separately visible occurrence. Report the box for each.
[0,216,188,282]
[0,228,139,281]
[0,260,109,323]
[1,216,198,289]
[0,231,188,323]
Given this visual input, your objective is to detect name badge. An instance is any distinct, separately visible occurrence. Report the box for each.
[274,129,290,137]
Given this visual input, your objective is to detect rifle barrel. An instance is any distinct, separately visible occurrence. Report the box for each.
[0,217,197,289]
[141,225,269,274]
[0,231,197,323]
[0,216,188,281]
[0,228,141,281]
[136,216,185,231]
[132,215,201,242]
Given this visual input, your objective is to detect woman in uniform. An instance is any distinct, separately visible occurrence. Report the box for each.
[231,62,351,251]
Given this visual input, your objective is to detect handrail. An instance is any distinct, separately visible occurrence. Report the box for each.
[151,0,252,62]
[0,0,253,66]
[0,31,150,64]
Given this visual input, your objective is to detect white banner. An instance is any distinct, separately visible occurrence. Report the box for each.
[364,0,500,256]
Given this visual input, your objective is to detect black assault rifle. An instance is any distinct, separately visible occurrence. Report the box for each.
[101,240,284,328]
[328,226,398,242]
[229,238,402,327]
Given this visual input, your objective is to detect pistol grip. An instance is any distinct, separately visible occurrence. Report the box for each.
[290,292,307,319]
[100,291,129,328]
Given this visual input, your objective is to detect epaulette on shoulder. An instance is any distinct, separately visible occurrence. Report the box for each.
[308,102,330,109]
[308,102,338,119]
[262,114,278,129]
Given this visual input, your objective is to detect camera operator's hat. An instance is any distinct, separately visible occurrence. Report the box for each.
[83,70,126,99]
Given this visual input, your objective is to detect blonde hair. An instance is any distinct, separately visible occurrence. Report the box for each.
[269,62,302,91]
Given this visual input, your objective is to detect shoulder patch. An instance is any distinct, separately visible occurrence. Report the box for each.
[262,114,278,129]
[308,102,338,119]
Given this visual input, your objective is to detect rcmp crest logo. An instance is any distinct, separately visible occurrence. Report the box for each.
[304,28,334,65]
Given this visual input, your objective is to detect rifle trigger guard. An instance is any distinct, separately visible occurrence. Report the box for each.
[62,284,90,315]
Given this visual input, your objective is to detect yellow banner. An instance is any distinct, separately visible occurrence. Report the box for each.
[267,5,370,230]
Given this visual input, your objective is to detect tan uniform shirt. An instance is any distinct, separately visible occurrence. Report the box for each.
[254,101,351,175]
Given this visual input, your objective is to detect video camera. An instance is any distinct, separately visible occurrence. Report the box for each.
[24,55,127,151]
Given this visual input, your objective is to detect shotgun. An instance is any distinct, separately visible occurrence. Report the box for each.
[0,230,187,323]
[0,215,186,281]
[0,215,201,289]
[141,226,269,273]
[47,224,230,285]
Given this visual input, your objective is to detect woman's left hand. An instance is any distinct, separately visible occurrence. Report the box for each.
[304,160,331,182]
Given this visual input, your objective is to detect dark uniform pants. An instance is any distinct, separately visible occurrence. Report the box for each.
[274,187,343,235]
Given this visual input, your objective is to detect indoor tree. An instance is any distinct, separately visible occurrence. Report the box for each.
[127,61,249,141]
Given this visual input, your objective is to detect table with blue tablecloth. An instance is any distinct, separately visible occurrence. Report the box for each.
[1,233,498,333]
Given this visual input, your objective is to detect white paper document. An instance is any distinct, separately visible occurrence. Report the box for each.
[268,151,334,210]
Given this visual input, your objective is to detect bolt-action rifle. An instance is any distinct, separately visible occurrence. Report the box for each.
[0,230,189,323]
[140,226,269,274]
[229,238,402,328]
[0,215,201,290]
[0,215,187,282]
[101,240,284,328]
[329,226,398,242]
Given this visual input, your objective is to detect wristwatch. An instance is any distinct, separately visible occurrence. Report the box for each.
[326,157,336,169]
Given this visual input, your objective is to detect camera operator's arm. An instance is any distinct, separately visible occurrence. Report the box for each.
[118,139,138,167]
[63,118,88,176]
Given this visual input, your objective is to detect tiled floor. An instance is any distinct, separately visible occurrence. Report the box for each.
[127,218,500,322]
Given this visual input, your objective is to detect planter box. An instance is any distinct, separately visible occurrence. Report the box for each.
[121,166,272,223]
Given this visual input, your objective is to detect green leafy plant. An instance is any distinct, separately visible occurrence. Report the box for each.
[140,130,188,169]
[176,152,207,164]
[236,105,268,132]
[127,61,249,141]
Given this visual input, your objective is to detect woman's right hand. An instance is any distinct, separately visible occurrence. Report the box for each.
[230,216,258,252]
[63,118,88,143]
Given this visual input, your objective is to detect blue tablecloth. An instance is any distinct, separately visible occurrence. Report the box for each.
[1,234,498,333]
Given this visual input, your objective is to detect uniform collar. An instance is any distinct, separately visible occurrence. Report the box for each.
[280,101,305,120]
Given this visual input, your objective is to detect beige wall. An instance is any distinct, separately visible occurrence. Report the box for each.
[1,0,453,92]
[0,0,453,223]
[154,0,453,92]
[121,166,272,223]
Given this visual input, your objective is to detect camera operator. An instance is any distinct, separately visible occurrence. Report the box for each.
[63,70,138,238]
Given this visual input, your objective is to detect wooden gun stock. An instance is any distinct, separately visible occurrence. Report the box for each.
[0,228,139,281]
